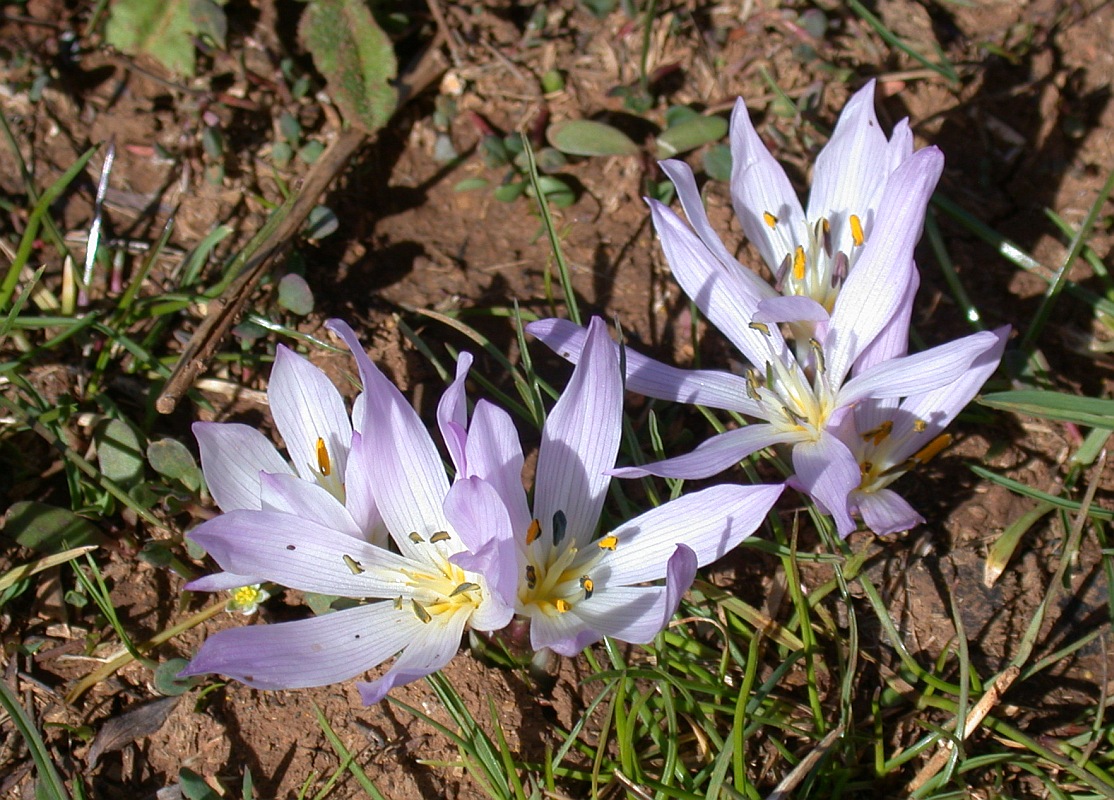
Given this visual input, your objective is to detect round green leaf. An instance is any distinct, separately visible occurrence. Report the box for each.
[278,273,315,315]
[153,658,203,697]
[96,419,145,487]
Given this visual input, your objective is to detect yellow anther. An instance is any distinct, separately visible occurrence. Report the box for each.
[850,214,864,247]
[315,437,331,476]
[450,582,480,597]
[408,531,425,544]
[412,599,432,624]
[579,576,594,599]
[597,535,618,551]
[745,369,762,402]
[342,554,365,575]
[809,338,826,374]
[430,530,451,544]
[555,598,571,613]
[913,418,927,433]
[792,246,806,281]
[748,321,771,336]
[393,596,404,610]
[822,218,831,236]
[525,518,541,545]
[762,211,778,228]
[913,433,952,464]
[525,564,537,589]
[861,420,893,446]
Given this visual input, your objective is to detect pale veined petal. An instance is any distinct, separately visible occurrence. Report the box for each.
[792,434,860,537]
[185,571,260,592]
[807,80,891,250]
[268,345,352,484]
[259,472,362,537]
[601,484,783,585]
[753,295,831,324]
[327,319,452,559]
[464,400,531,535]
[839,329,1003,408]
[534,318,622,548]
[356,604,471,705]
[188,510,415,598]
[179,602,421,690]
[193,422,293,512]
[659,159,778,301]
[526,318,759,415]
[853,488,925,536]
[528,606,599,657]
[610,425,801,480]
[824,147,943,384]
[729,98,807,272]
[343,431,388,547]
[879,326,1009,464]
[437,352,474,477]
[443,476,519,612]
[574,545,696,644]
[650,200,783,368]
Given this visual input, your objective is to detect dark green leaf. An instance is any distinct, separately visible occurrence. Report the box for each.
[278,273,316,315]
[655,115,729,159]
[547,120,639,157]
[703,143,732,181]
[95,419,146,487]
[298,0,398,134]
[3,502,107,552]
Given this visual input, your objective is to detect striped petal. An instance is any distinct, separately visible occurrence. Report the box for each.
[526,318,758,414]
[179,602,420,690]
[193,422,292,512]
[534,317,622,548]
[268,345,352,484]
[602,484,783,584]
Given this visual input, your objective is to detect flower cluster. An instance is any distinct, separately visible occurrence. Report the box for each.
[529,81,1007,537]
[182,81,1005,702]
[182,319,782,701]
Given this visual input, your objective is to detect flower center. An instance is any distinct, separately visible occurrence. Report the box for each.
[855,417,952,493]
[518,511,607,617]
[745,325,836,439]
[342,532,483,624]
[764,212,866,312]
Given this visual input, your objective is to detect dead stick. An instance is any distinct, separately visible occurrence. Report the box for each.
[156,43,447,415]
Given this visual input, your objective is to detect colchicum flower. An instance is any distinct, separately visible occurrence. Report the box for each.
[444,317,785,655]
[663,80,916,315]
[530,145,1006,537]
[180,321,515,704]
[839,295,1009,535]
[189,344,377,592]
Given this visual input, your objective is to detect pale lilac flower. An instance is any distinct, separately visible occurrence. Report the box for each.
[445,318,784,656]
[180,321,515,704]
[528,150,1005,537]
[838,293,1010,534]
[662,80,917,324]
[189,344,378,592]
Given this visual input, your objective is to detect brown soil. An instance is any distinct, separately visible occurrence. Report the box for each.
[2,0,1113,798]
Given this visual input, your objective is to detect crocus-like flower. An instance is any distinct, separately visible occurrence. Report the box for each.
[441,318,784,655]
[529,150,1006,537]
[838,290,1010,534]
[180,321,515,704]
[663,80,916,317]
[189,344,377,592]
